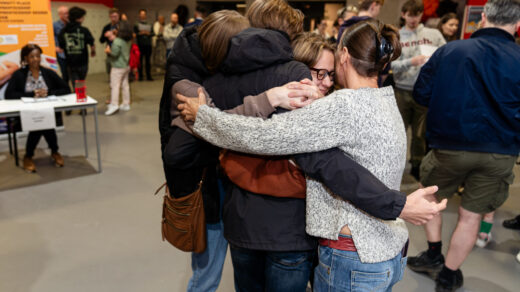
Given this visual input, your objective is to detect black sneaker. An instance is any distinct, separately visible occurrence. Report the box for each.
[503,215,520,230]
[435,269,463,292]
[407,251,445,277]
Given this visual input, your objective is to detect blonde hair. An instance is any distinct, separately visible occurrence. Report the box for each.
[246,0,304,40]
[198,10,250,72]
[292,33,335,68]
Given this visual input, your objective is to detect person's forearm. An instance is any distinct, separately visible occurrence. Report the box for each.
[193,96,348,156]
[391,58,412,73]
[294,149,405,220]
[224,93,275,118]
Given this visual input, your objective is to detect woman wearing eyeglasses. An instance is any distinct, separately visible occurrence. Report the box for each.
[178,20,415,291]
[292,32,335,96]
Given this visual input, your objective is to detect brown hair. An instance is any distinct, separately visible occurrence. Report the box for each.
[109,7,119,15]
[339,19,401,77]
[358,0,384,11]
[246,0,304,40]
[437,13,459,42]
[198,10,250,73]
[292,33,335,68]
[401,0,424,15]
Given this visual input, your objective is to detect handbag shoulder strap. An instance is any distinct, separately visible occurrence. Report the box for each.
[155,167,207,196]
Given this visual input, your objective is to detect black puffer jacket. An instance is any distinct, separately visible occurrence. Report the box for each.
[203,28,317,251]
[159,26,221,223]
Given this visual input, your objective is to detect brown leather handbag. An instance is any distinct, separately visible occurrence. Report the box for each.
[155,173,207,253]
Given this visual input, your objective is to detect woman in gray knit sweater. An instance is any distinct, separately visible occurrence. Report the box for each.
[180,20,408,291]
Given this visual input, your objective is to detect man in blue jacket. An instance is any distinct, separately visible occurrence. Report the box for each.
[408,1,520,291]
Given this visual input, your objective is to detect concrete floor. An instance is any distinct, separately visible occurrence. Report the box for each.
[1,73,519,292]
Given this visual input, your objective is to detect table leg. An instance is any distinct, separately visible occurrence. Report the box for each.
[13,127,19,167]
[94,106,102,173]
[7,119,13,155]
[82,108,88,158]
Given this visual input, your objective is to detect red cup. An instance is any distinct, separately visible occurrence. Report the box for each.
[75,80,86,102]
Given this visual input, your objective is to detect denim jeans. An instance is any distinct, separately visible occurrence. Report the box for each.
[314,243,407,292]
[187,221,228,292]
[230,245,314,292]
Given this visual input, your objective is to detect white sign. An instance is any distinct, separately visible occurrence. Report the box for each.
[20,105,56,131]
[0,35,19,46]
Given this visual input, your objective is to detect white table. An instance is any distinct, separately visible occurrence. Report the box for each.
[0,94,101,172]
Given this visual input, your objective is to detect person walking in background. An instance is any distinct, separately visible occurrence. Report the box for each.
[134,9,154,81]
[184,5,206,27]
[391,0,445,181]
[128,37,140,82]
[408,1,520,291]
[99,8,120,79]
[163,12,182,58]
[105,21,133,116]
[152,15,167,71]
[53,6,68,86]
[437,13,460,42]
[313,18,330,39]
[152,15,165,48]
[58,6,95,93]
[337,0,384,44]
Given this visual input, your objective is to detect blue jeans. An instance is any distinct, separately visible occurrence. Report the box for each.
[230,245,314,292]
[187,221,228,292]
[314,242,407,292]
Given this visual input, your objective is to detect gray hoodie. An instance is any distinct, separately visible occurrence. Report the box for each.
[392,24,446,91]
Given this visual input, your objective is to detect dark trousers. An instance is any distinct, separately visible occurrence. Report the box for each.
[138,44,152,80]
[68,64,89,89]
[25,129,58,158]
[57,57,69,86]
[230,245,314,292]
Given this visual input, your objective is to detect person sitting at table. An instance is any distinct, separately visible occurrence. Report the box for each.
[5,44,70,173]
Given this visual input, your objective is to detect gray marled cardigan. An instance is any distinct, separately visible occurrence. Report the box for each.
[193,86,408,263]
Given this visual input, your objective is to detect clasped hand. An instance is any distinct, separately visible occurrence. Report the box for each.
[34,88,48,98]
[177,78,323,122]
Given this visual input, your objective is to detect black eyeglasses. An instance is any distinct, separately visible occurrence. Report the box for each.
[310,68,335,81]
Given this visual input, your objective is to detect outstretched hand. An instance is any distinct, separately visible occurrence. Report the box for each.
[177,88,207,122]
[399,185,448,225]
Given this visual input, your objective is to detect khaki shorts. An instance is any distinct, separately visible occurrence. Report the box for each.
[420,149,516,214]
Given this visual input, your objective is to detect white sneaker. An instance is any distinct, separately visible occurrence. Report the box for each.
[120,104,131,111]
[516,251,520,263]
[105,104,119,116]
[475,233,492,248]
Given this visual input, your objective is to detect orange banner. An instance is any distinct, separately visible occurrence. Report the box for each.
[0,0,57,92]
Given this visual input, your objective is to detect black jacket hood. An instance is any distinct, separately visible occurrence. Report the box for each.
[167,25,208,80]
[220,28,293,74]
[159,26,209,150]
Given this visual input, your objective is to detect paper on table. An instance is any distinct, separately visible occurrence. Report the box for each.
[20,105,56,131]
[419,45,438,57]
[21,95,59,103]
